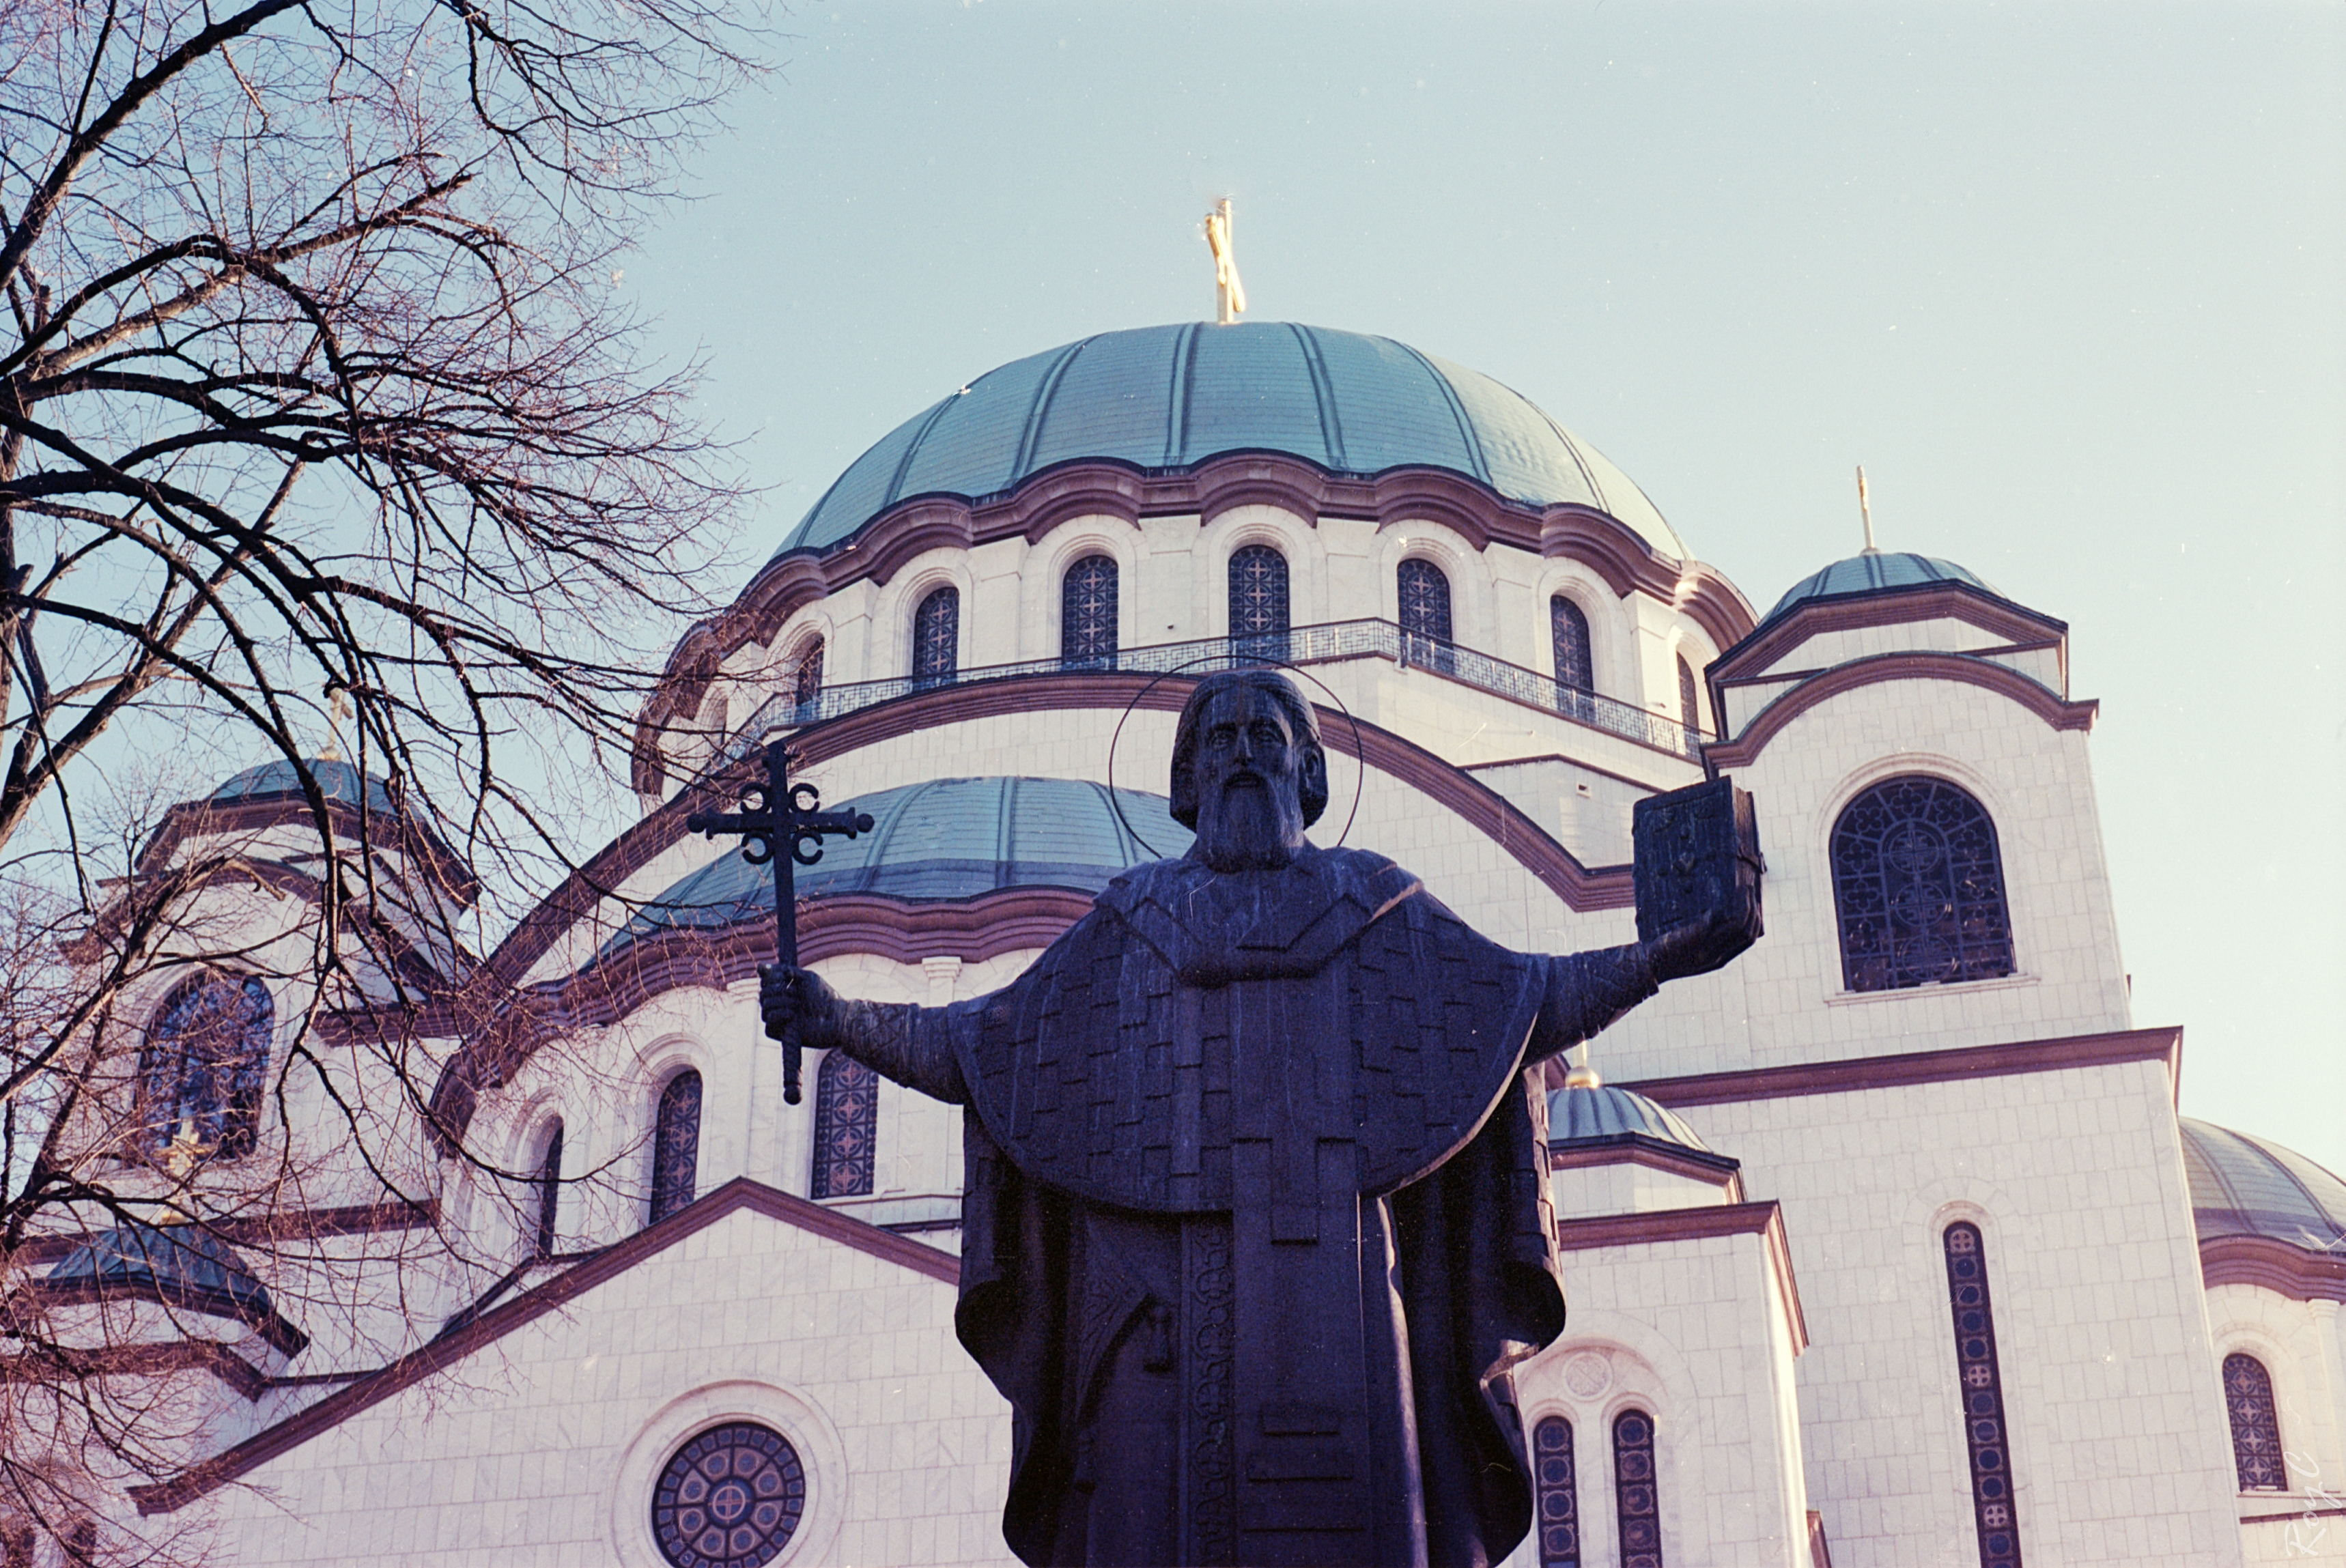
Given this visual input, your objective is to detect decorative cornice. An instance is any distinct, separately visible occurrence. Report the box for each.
[432,674,1633,1151]
[496,673,1628,1006]
[2199,1234,2346,1302]
[63,858,457,991]
[1552,1199,1807,1353]
[633,451,1750,789]
[130,795,479,907]
[1621,1026,2184,1111]
[1711,582,2067,689]
[12,1201,438,1268]
[1550,1134,1748,1198]
[129,1178,959,1515]
[24,1277,309,1358]
[1702,651,2099,771]
[0,1338,269,1402]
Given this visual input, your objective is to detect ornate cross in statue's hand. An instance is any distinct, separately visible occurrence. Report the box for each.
[686,740,873,1103]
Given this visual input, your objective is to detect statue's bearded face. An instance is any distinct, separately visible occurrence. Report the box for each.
[1189,685,1308,871]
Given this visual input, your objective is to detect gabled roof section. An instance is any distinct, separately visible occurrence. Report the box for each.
[130,1178,957,1515]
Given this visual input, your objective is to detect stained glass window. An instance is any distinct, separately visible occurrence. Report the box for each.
[651,1422,806,1568]
[140,973,272,1160]
[1831,777,2016,993]
[810,1051,876,1199]
[2224,1353,2287,1491]
[1943,1223,2024,1568]
[1551,596,1594,693]
[1676,654,1705,739]
[1397,558,1452,641]
[533,1122,563,1257]
[650,1070,702,1223]
[1062,554,1119,666]
[911,586,959,686]
[791,640,823,719]
[1612,1409,1665,1568]
[1531,1415,1581,1568]
[1228,544,1290,664]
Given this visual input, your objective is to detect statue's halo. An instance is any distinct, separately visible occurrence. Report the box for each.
[1105,656,1367,861]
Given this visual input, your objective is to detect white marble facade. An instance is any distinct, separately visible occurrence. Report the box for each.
[38,325,2346,1568]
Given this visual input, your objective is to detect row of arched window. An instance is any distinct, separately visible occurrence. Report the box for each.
[1529,1408,1665,1568]
[528,1051,878,1258]
[786,550,1719,732]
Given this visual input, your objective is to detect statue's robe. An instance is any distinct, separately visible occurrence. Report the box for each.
[858,846,1655,1568]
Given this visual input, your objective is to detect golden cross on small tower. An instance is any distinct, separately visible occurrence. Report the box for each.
[1856,465,1878,554]
[1204,198,1247,326]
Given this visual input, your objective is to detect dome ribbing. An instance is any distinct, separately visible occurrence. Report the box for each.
[776,322,1684,560]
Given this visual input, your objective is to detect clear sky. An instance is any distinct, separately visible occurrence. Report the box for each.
[624,1,2346,1175]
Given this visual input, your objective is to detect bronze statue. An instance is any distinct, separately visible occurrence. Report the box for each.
[761,670,1760,1568]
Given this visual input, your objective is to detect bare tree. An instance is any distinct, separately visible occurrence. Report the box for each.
[0,0,761,1555]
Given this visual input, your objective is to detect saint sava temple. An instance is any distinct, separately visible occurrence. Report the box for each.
[19,315,2345,1568]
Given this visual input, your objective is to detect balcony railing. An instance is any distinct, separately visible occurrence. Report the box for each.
[716,618,1703,770]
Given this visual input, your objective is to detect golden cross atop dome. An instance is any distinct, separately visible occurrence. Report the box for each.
[1204,198,1246,326]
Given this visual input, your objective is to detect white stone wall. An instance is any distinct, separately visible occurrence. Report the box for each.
[2207,1283,2346,1560]
[186,1203,1017,1568]
[1507,1224,1811,1567]
[1682,1056,2243,1567]
[1600,673,2132,1082]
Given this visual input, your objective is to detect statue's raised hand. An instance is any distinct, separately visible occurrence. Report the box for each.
[1643,872,1764,982]
[757,963,846,1051]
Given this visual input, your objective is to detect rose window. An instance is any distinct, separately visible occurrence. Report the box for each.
[651,1422,806,1568]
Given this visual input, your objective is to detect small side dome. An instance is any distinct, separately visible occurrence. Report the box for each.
[605,776,1193,958]
[1547,1081,1716,1153]
[47,1219,306,1354]
[210,756,404,814]
[2179,1119,2346,1253]
[1762,551,1997,625]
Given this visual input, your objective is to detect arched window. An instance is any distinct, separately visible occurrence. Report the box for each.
[1531,1415,1582,1568]
[1397,557,1453,674]
[1062,554,1119,666]
[791,639,823,719]
[1228,544,1290,664]
[911,586,959,686]
[2223,1352,2287,1490]
[809,1051,877,1199]
[1831,777,2016,993]
[1397,558,1452,641]
[1943,1223,2024,1567]
[1612,1408,1664,1568]
[533,1122,563,1257]
[649,1070,702,1223]
[1551,595,1594,694]
[140,973,272,1160]
[1676,653,1705,739]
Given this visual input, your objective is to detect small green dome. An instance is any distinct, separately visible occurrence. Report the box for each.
[2180,1120,2346,1253]
[1762,551,1997,625]
[604,776,1191,960]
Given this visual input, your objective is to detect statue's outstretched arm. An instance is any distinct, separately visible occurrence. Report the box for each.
[1525,885,1762,1065]
[757,965,971,1104]
[1528,944,1658,1064]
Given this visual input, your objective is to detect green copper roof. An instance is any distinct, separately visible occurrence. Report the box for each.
[603,776,1192,960]
[1547,1083,1714,1151]
[1762,551,1997,624]
[776,322,1684,560]
[2179,1119,2346,1253]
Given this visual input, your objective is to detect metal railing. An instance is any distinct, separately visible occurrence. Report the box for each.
[717,618,1701,769]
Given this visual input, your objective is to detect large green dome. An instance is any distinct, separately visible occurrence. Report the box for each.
[776,322,1684,559]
